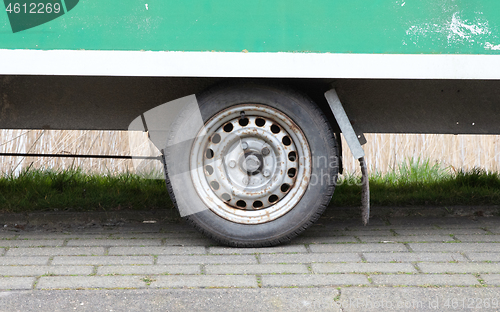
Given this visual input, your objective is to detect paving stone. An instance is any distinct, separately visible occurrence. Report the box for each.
[454,235,500,242]
[488,227,500,234]
[160,225,198,232]
[157,255,258,265]
[467,253,500,262]
[310,220,363,229]
[435,223,485,229]
[205,264,309,274]
[339,287,500,312]
[209,245,306,254]
[163,238,217,246]
[52,229,118,234]
[294,236,359,244]
[0,257,49,265]
[150,275,257,288]
[17,234,110,239]
[6,247,105,256]
[100,226,162,233]
[97,265,200,275]
[71,230,146,235]
[478,217,500,227]
[0,240,64,247]
[52,256,154,265]
[159,230,200,236]
[360,235,453,243]
[0,214,28,225]
[394,229,488,235]
[418,263,500,273]
[345,226,395,231]
[0,266,93,276]
[1,287,343,311]
[383,225,439,231]
[262,274,369,287]
[37,276,145,289]
[107,233,169,239]
[371,274,480,286]
[390,217,480,227]
[363,252,467,262]
[309,243,407,253]
[260,253,362,264]
[26,212,151,226]
[109,233,204,239]
[480,274,500,285]
[388,218,461,226]
[341,230,395,236]
[109,246,206,255]
[3,214,499,294]
[312,263,416,273]
[0,234,18,239]
[0,277,35,290]
[342,224,391,231]
[66,239,162,247]
[301,230,344,237]
[409,242,500,252]
[307,225,346,232]
[343,218,388,227]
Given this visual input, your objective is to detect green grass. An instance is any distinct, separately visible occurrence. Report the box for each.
[0,158,499,213]
[0,168,172,213]
[332,158,500,207]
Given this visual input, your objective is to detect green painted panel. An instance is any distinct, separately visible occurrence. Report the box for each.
[4,0,65,33]
[1,0,500,54]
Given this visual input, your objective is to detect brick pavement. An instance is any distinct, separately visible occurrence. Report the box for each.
[0,214,499,293]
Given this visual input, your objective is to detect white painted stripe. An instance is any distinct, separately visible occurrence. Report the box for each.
[1,49,500,79]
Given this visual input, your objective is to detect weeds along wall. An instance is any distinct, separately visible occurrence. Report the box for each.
[341,134,500,175]
[0,130,499,176]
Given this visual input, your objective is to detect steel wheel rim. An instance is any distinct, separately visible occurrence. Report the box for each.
[190,104,311,224]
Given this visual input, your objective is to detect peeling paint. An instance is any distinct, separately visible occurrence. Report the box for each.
[448,12,490,42]
[405,12,499,48]
[395,0,405,7]
[485,42,500,50]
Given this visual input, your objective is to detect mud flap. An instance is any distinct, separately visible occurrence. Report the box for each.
[325,89,370,225]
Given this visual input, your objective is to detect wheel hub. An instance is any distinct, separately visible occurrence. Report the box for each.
[190,104,311,224]
[242,153,261,173]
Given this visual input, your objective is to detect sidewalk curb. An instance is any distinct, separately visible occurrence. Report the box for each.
[326,205,500,220]
[0,210,179,226]
[0,205,498,226]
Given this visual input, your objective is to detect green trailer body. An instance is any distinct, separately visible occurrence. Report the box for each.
[1,0,500,78]
[2,0,500,53]
[0,0,499,132]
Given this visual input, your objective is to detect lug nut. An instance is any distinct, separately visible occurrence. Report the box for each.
[261,147,270,156]
[263,169,271,177]
[228,160,236,168]
[241,142,248,150]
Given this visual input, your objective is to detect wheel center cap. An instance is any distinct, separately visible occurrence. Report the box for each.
[243,155,261,173]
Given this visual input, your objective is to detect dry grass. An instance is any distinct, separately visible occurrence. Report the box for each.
[341,133,500,175]
[0,130,154,176]
[1,130,499,175]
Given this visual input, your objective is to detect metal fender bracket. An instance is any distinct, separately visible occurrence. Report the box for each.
[325,89,370,225]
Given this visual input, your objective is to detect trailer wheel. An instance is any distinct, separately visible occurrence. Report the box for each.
[165,83,338,247]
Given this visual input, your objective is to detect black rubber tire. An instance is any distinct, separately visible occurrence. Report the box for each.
[165,82,338,247]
